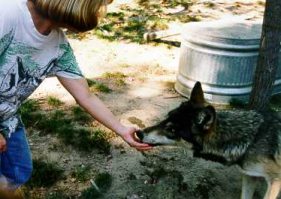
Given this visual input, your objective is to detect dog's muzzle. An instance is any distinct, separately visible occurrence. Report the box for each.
[135,130,144,141]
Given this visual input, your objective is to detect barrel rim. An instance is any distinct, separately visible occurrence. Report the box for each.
[182,20,262,49]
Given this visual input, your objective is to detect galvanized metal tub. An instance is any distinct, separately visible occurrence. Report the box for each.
[175,20,281,104]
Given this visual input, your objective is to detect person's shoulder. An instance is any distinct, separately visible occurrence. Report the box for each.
[0,0,21,13]
[0,0,24,20]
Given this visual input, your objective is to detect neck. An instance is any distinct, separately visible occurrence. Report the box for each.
[26,1,54,35]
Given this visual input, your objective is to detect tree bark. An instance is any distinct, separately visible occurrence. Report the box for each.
[249,0,281,111]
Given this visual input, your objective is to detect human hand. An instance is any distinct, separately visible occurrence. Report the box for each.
[118,126,153,151]
[0,134,7,152]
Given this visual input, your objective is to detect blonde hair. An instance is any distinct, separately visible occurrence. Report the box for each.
[31,0,109,31]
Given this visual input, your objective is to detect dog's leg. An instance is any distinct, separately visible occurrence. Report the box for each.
[241,175,258,199]
[263,179,281,199]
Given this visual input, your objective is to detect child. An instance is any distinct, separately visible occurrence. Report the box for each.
[0,0,151,190]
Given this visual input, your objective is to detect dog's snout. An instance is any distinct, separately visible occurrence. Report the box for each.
[136,130,144,140]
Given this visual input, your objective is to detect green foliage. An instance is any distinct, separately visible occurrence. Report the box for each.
[94,9,165,43]
[95,172,113,191]
[80,186,101,198]
[203,1,215,7]
[86,78,112,93]
[149,167,167,179]
[47,96,64,107]
[36,110,71,135]
[92,0,199,43]
[20,99,111,154]
[218,94,281,111]
[80,172,113,199]
[18,99,41,126]
[91,83,112,93]
[19,99,40,114]
[102,72,127,79]
[45,191,68,199]
[229,98,248,109]
[71,165,92,182]
[57,127,111,154]
[162,0,194,8]
[102,72,127,86]
[270,94,281,111]
[27,159,64,188]
[71,106,92,123]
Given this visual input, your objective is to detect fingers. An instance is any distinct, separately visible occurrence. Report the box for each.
[130,142,153,151]
[128,135,153,151]
[118,126,153,151]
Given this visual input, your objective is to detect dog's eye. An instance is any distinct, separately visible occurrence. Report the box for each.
[165,129,178,139]
[166,133,178,139]
[165,124,176,132]
[164,125,178,139]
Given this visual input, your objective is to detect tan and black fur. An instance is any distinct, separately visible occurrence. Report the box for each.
[137,82,281,199]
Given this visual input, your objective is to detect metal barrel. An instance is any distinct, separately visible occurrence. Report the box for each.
[175,20,281,104]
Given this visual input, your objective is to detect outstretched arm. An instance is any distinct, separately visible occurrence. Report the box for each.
[57,76,152,151]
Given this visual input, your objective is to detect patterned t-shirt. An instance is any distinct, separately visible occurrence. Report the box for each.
[0,0,84,137]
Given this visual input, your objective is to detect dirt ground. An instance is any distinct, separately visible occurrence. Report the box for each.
[27,0,271,198]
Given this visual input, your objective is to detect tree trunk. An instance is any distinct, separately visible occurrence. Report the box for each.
[249,0,281,111]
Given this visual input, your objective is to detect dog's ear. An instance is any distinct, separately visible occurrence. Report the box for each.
[195,105,216,132]
[190,82,204,105]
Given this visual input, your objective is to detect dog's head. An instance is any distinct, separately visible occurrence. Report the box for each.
[137,82,216,146]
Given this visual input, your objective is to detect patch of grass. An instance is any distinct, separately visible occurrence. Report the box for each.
[47,96,64,107]
[36,110,71,135]
[86,78,112,93]
[58,127,111,154]
[171,14,201,23]
[80,186,101,198]
[19,99,40,114]
[19,98,111,154]
[27,159,64,188]
[257,0,265,6]
[94,11,147,43]
[270,94,281,111]
[163,0,194,8]
[71,165,92,182]
[93,0,198,44]
[39,118,111,153]
[18,99,43,126]
[191,172,217,199]
[204,1,215,7]
[19,99,41,124]
[163,81,175,90]
[229,98,248,109]
[67,0,199,43]
[102,72,127,79]
[102,72,127,86]
[80,172,113,199]
[91,83,112,93]
[94,172,113,191]
[221,94,281,111]
[149,167,167,180]
[128,117,146,128]
[45,191,68,199]
[71,106,92,123]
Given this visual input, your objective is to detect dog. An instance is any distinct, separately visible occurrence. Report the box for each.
[136,82,281,199]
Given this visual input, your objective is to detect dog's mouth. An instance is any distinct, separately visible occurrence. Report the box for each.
[136,130,178,146]
[135,131,161,146]
[148,142,166,146]
[135,130,144,141]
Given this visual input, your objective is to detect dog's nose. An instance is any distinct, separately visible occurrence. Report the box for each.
[136,130,144,140]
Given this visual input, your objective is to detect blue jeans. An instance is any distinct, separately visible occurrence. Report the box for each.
[0,128,33,190]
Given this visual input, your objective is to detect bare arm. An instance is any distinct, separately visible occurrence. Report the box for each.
[57,76,152,151]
